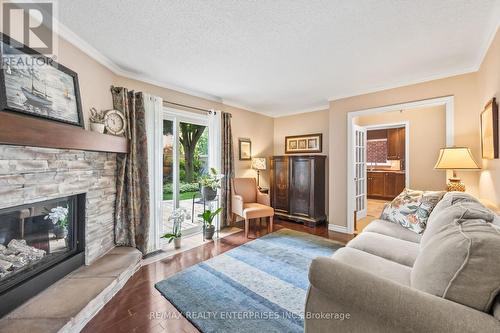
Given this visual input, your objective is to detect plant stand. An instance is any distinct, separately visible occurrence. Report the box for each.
[192,193,220,241]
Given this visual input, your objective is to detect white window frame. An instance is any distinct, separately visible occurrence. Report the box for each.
[157,107,210,245]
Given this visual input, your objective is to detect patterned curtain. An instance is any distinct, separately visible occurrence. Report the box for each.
[111,86,150,254]
[220,112,234,227]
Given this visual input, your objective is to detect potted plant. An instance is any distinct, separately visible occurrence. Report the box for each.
[89,107,106,133]
[161,208,189,249]
[199,208,222,240]
[199,168,224,201]
[44,206,69,240]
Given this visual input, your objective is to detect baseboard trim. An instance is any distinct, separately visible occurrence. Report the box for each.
[328,224,349,234]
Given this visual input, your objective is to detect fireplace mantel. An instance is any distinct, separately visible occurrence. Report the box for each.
[0,112,129,153]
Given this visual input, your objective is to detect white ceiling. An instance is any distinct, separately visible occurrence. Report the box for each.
[55,0,500,117]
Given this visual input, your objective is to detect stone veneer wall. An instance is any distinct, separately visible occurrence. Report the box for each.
[0,145,117,264]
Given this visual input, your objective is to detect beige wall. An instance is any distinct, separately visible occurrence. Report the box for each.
[112,76,275,188]
[273,109,329,155]
[478,29,500,206]
[356,106,447,191]
[273,109,330,216]
[56,38,115,128]
[329,73,479,228]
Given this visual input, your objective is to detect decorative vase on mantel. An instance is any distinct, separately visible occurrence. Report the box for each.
[89,107,106,134]
[90,122,105,134]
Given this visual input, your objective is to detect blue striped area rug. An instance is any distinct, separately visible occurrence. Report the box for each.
[155,228,342,333]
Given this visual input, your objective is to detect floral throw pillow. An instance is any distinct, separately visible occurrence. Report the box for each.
[380,189,445,234]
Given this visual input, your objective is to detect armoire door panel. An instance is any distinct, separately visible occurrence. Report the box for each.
[290,158,312,216]
[271,157,289,213]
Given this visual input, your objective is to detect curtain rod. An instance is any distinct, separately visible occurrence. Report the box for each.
[162,100,232,117]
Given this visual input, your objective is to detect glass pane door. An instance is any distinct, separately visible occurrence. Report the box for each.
[162,119,175,237]
[162,116,209,241]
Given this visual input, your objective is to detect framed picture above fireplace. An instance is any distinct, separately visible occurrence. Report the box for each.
[0,33,84,127]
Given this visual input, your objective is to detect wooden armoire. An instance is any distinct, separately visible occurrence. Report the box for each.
[270,155,326,227]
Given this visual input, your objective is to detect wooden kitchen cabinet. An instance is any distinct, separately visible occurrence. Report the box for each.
[368,171,405,200]
[384,173,405,198]
[387,127,405,160]
[367,172,385,197]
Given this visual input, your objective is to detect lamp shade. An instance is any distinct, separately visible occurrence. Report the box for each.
[251,157,267,170]
[434,147,480,170]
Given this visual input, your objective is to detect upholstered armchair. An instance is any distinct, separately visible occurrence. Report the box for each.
[231,178,274,238]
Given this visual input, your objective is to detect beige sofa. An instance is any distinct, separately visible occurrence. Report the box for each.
[305,192,500,332]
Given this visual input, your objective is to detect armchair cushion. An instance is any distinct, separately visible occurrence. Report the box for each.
[232,178,257,203]
[256,191,270,206]
[242,203,274,219]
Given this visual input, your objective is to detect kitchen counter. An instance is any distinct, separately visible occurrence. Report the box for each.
[368,170,405,174]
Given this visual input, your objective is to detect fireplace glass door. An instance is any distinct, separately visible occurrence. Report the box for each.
[0,196,78,293]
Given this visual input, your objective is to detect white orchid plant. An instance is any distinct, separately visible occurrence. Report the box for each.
[161,208,191,243]
[44,206,69,229]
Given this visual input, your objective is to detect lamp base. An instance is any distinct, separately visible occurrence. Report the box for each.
[447,177,465,192]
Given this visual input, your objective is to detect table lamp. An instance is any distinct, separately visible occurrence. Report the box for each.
[251,157,267,187]
[434,147,480,192]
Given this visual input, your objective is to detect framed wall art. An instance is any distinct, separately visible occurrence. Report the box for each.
[481,97,498,160]
[0,33,84,127]
[239,138,252,160]
[285,133,322,154]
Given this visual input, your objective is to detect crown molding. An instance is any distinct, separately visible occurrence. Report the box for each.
[473,19,500,72]
[328,66,477,103]
[54,18,223,104]
[268,104,330,118]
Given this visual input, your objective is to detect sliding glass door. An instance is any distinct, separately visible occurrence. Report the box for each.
[161,111,209,239]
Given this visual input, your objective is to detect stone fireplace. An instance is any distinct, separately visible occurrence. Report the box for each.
[0,145,118,316]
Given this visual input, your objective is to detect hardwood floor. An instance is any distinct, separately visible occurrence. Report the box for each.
[82,219,351,333]
[356,198,389,233]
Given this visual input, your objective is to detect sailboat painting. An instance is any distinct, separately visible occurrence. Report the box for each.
[0,34,83,127]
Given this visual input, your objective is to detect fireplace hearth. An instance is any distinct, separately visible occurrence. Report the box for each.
[0,194,85,316]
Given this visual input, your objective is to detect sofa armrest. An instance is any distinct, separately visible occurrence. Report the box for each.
[257,191,271,206]
[232,194,244,216]
[307,257,500,333]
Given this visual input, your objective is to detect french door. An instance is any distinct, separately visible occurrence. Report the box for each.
[161,109,209,240]
[353,125,367,219]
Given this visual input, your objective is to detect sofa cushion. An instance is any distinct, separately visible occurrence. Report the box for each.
[363,219,421,243]
[412,219,500,312]
[380,189,445,234]
[421,199,495,248]
[431,191,481,214]
[331,247,411,285]
[347,231,420,267]
[492,295,500,321]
